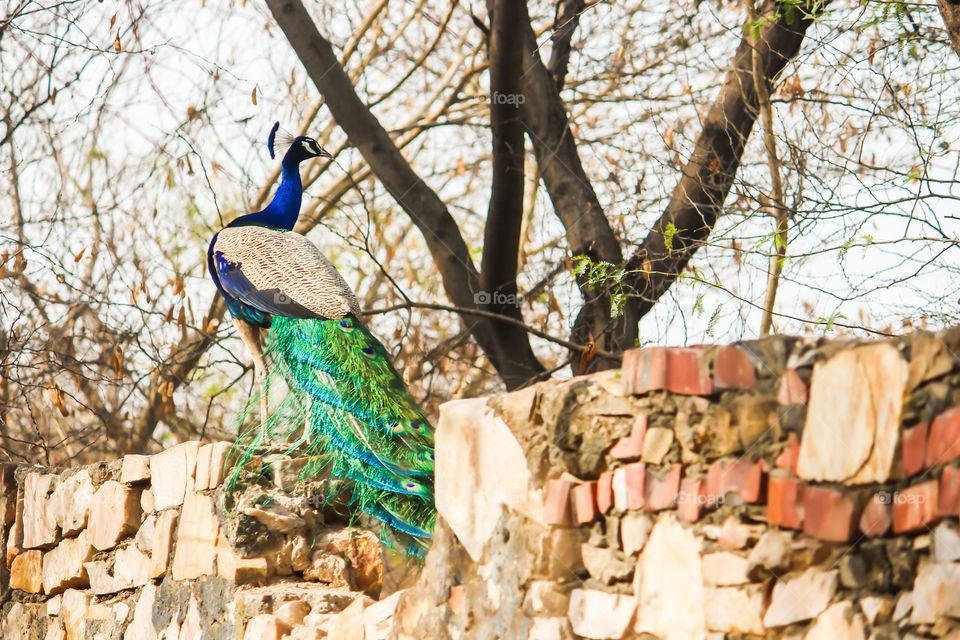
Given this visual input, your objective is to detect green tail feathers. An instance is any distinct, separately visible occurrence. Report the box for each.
[229,315,436,555]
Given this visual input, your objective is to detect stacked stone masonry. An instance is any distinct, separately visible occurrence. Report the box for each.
[3,327,960,639]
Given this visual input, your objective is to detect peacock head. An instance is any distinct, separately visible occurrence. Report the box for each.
[268,121,332,163]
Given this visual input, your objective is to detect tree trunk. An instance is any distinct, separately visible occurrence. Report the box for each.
[265,0,545,389]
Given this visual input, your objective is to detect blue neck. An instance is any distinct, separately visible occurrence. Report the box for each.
[229,156,303,231]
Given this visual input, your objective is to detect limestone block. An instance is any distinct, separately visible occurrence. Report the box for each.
[435,397,531,561]
[150,442,200,510]
[701,551,749,586]
[10,549,43,593]
[932,521,960,563]
[703,584,764,635]
[120,455,151,484]
[89,480,142,551]
[763,567,838,627]
[115,543,151,587]
[641,427,673,465]
[48,470,94,537]
[84,560,122,595]
[243,614,282,640]
[620,512,652,556]
[135,514,155,554]
[151,509,177,578]
[633,515,705,639]
[580,543,634,585]
[567,589,636,639]
[140,488,155,514]
[798,343,907,483]
[3,602,40,640]
[42,530,95,595]
[243,502,305,533]
[523,581,570,617]
[123,582,157,640]
[364,590,404,640]
[23,472,58,549]
[178,597,202,640]
[171,492,218,580]
[215,528,267,584]
[44,620,65,640]
[328,598,365,640]
[859,595,894,625]
[911,561,960,623]
[194,442,231,491]
[7,489,23,567]
[805,601,866,640]
[61,589,90,640]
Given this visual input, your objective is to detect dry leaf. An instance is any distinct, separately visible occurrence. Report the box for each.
[251,87,258,105]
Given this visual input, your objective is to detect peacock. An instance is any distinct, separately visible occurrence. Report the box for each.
[207,122,435,554]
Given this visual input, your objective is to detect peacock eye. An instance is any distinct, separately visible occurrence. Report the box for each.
[389,422,404,433]
[404,482,420,490]
[360,347,375,358]
[410,422,423,431]
[338,319,352,331]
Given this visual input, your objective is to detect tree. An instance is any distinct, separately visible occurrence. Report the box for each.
[3,0,959,461]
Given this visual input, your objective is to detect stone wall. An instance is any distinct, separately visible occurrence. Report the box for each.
[3,328,960,639]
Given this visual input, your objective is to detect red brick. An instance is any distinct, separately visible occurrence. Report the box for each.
[767,473,802,529]
[678,475,706,522]
[622,347,712,396]
[644,464,681,511]
[892,480,939,534]
[777,368,808,405]
[572,482,598,525]
[712,346,756,390]
[449,584,466,617]
[666,348,713,395]
[775,432,800,475]
[859,493,892,538]
[707,459,763,504]
[902,422,928,477]
[610,414,648,460]
[596,471,614,514]
[543,479,574,526]
[802,486,854,542]
[939,465,960,516]
[927,406,960,468]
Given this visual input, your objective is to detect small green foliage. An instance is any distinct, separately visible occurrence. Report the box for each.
[571,255,628,318]
[663,222,678,252]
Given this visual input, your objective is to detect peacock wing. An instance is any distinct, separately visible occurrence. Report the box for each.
[213,226,362,320]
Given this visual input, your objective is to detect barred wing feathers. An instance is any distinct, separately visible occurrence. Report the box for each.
[213,226,361,320]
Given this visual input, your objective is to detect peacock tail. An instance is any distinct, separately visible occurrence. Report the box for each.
[228,314,436,556]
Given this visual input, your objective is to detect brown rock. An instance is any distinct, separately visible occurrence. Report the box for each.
[150,441,200,510]
[798,343,907,483]
[41,530,95,595]
[523,581,570,617]
[243,502,306,533]
[274,600,311,631]
[640,427,673,465]
[171,492,218,580]
[620,511,652,556]
[23,472,58,549]
[10,549,43,593]
[908,332,957,389]
[305,552,351,587]
[89,480,142,551]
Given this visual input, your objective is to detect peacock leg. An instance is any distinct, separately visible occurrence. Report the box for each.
[232,316,268,424]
